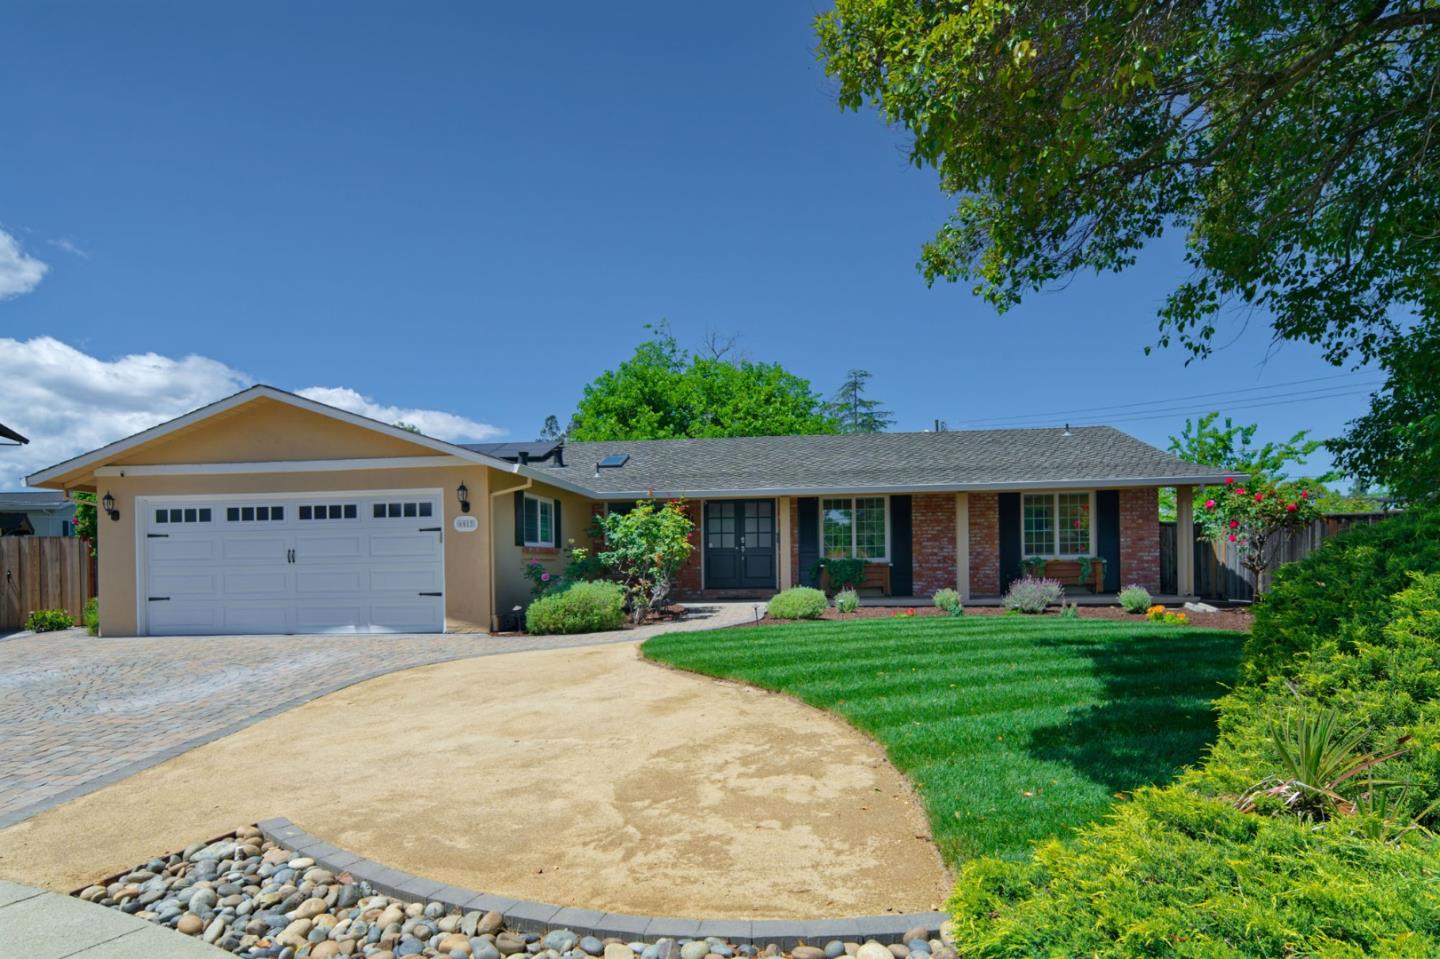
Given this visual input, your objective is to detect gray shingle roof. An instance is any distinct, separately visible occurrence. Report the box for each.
[0,491,72,511]
[479,427,1231,498]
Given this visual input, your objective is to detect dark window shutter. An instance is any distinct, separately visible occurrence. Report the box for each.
[889,495,913,596]
[1095,490,1121,592]
[998,492,1021,593]
[513,491,525,546]
[797,497,819,587]
[553,499,562,545]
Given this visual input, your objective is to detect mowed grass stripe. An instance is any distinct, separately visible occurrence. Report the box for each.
[644,616,1243,864]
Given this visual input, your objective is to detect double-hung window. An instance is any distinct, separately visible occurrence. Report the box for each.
[1022,491,1094,557]
[820,496,888,560]
[523,494,556,547]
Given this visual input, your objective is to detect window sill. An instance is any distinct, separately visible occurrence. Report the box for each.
[523,545,560,555]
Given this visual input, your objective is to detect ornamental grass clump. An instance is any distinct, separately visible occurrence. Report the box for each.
[767,586,828,620]
[1002,577,1062,614]
[524,581,626,635]
[1118,584,1151,614]
[834,588,860,614]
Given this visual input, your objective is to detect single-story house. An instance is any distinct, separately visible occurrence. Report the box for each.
[26,385,1227,636]
[0,491,79,537]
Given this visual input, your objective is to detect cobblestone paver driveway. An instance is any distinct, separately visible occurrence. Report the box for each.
[0,603,753,828]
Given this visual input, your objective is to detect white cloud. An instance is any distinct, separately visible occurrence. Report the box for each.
[0,228,48,299]
[48,237,89,259]
[296,386,505,442]
[0,338,506,489]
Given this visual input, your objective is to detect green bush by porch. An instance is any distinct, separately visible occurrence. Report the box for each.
[643,617,1243,863]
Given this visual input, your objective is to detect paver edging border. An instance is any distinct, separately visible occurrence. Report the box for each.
[256,817,947,948]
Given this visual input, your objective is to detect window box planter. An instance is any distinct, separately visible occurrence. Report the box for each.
[819,561,892,596]
[1038,558,1106,593]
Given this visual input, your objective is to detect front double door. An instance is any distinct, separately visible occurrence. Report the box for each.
[704,499,776,590]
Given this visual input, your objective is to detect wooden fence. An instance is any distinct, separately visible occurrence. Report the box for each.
[0,536,96,628]
[1160,512,1399,600]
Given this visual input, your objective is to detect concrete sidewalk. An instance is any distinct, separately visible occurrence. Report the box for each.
[0,879,226,959]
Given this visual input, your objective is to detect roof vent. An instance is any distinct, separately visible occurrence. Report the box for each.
[518,450,531,465]
[552,441,565,468]
[1062,423,1072,436]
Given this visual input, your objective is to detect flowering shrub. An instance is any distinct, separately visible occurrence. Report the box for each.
[1003,577,1063,613]
[1198,476,1321,587]
[522,559,559,598]
[892,607,919,618]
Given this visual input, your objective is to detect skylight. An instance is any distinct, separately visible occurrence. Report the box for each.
[598,454,630,468]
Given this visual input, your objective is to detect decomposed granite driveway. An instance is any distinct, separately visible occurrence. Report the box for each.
[0,603,755,829]
[0,634,950,919]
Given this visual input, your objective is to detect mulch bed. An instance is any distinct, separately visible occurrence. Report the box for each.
[745,603,1254,632]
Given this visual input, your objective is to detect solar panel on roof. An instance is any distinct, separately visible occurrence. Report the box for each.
[598,453,630,468]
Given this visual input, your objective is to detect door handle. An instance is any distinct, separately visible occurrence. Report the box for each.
[286,548,295,564]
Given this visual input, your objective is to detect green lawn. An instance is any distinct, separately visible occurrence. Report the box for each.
[642,616,1244,865]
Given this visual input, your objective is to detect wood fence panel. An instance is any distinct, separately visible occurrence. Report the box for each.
[0,536,96,628]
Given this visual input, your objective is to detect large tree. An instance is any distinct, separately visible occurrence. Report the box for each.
[568,325,840,441]
[830,368,896,433]
[816,0,1440,498]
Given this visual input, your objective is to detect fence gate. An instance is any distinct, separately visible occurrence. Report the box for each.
[0,536,96,628]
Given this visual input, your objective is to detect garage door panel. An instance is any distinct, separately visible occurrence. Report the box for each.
[142,491,443,636]
[223,570,292,595]
[371,601,444,631]
[370,567,442,592]
[296,570,366,594]
[370,534,440,558]
[296,605,365,631]
[148,538,219,563]
[221,536,289,563]
[222,605,293,632]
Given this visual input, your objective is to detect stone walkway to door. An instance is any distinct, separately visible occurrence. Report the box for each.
[0,603,756,828]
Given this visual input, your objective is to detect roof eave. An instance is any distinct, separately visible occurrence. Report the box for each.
[575,473,1245,501]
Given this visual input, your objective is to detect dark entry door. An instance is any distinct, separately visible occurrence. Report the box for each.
[704,499,776,589]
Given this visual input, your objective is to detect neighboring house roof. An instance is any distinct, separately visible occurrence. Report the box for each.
[0,421,28,445]
[472,427,1234,499]
[0,491,74,512]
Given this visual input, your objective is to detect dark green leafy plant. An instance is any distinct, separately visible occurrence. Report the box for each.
[1018,556,1046,577]
[595,499,695,623]
[82,597,98,636]
[814,556,866,593]
[25,609,74,632]
[524,581,625,635]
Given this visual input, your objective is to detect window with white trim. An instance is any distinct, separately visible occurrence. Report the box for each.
[821,496,888,560]
[155,507,212,524]
[373,501,433,519]
[523,494,556,547]
[1022,492,1094,557]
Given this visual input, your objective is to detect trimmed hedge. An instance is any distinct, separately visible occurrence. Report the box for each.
[524,581,626,635]
[949,506,1440,956]
[1246,506,1440,684]
[767,587,827,620]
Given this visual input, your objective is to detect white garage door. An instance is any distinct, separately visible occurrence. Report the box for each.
[139,490,445,636]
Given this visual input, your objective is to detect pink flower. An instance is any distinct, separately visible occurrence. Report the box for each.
[1300,490,1309,499]
[1228,534,1237,542]
[1204,499,1216,510]
[1286,503,1298,512]
[1229,519,1239,529]
[1072,519,1082,528]
[1235,486,1246,495]
[1254,492,1264,502]
[540,572,551,582]
[1224,476,1235,485]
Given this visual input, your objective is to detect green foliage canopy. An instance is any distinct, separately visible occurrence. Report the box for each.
[569,325,839,441]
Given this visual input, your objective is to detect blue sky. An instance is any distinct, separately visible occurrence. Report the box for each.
[0,2,1380,488]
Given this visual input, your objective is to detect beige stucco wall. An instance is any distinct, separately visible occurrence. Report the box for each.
[97,465,495,636]
[490,477,600,627]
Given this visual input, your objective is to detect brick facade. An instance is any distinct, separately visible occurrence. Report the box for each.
[674,500,703,595]
[1119,486,1161,592]
[911,493,957,597]
[967,491,1000,596]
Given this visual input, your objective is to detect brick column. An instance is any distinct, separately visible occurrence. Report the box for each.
[911,493,957,597]
[967,491,1000,595]
[1119,487,1161,593]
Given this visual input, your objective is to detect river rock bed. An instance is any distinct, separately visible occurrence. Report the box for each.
[74,826,954,959]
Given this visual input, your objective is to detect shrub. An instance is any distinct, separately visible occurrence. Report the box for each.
[1002,577,1062,613]
[834,589,859,614]
[524,581,625,635]
[767,587,828,620]
[82,597,99,636]
[815,556,866,592]
[932,588,964,616]
[1117,584,1151,614]
[595,499,696,623]
[25,608,75,633]
[1246,504,1440,685]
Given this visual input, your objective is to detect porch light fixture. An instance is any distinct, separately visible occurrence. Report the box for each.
[456,482,470,513]
[102,491,120,521]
